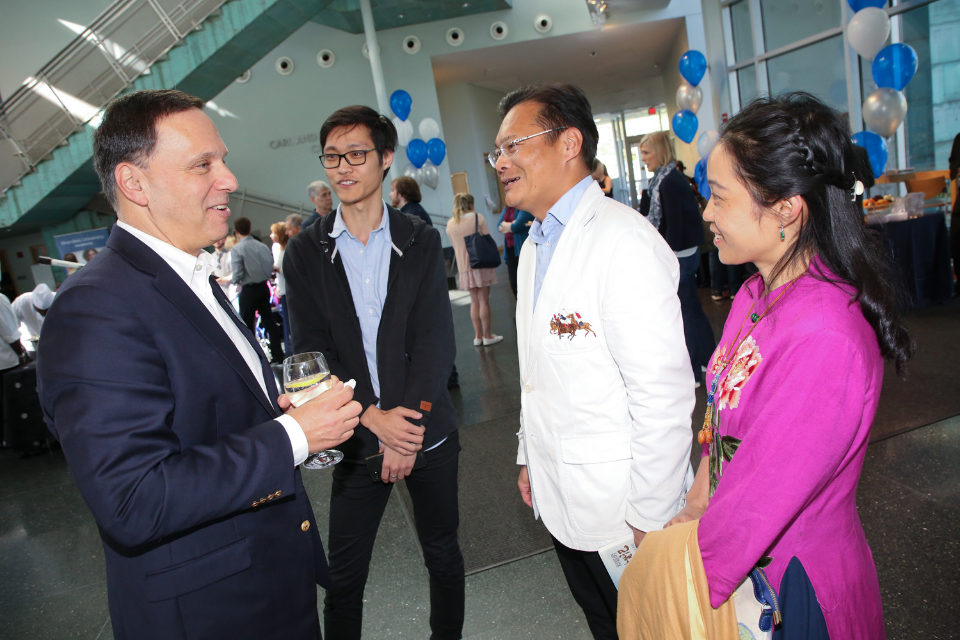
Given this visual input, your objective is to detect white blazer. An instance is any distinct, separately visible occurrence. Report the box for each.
[516,182,695,552]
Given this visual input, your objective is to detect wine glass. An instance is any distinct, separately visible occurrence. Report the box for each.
[282,351,344,469]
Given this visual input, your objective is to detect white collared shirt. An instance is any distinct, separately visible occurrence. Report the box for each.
[115,222,308,465]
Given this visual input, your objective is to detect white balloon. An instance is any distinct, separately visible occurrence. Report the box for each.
[862,88,907,138]
[696,130,719,158]
[847,7,890,61]
[403,163,422,184]
[676,83,703,114]
[394,117,414,147]
[421,161,439,189]
[419,117,440,141]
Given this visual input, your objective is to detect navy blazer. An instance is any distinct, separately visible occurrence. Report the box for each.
[497,207,535,258]
[37,227,329,640]
[401,200,433,226]
[640,168,705,252]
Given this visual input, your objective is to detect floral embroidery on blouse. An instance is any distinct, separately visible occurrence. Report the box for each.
[714,335,762,411]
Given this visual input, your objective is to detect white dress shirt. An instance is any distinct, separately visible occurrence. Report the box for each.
[116,222,309,465]
[12,292,45,353]
[0,293,22,370]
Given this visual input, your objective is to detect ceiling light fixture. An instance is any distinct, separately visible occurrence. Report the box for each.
[585,0,608,27]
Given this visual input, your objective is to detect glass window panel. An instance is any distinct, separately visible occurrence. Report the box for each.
[900,6,936,171]
[738,65,759,107]
[624,112,664,137]
[760,0,841,52]
[730,1,754,63]
[594,119,621,180]
[767,35,848,113]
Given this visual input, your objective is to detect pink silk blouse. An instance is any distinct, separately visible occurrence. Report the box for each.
[698,261,886,640]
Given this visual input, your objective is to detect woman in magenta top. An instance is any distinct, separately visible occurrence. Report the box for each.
[668,93,912,639]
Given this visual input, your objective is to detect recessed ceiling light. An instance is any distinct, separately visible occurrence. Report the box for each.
[397,13,404,19]
[462,2,470,7]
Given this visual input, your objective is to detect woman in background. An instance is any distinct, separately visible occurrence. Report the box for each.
[446,193,502,346]
[618,93,911,640]
[270,221,291,357]
[640,130,715,384]
[592,159,613,198]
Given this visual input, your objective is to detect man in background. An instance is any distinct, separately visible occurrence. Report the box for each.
[303,180,334,229]
[12,283,54,358]
[390,176,433,226]
[286,213,303,239]
[231,216,284,363]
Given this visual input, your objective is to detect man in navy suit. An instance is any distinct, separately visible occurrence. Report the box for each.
[37,89,362,639]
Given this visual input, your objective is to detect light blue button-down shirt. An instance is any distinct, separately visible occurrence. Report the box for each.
[330,203,392,403]
[528,175,594,307]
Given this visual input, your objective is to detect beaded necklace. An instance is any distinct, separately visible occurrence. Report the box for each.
[698,276,800,448]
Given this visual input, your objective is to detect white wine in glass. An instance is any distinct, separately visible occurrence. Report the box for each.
[282,351,344,469]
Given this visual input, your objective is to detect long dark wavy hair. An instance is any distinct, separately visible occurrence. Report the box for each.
[719,92,912,374]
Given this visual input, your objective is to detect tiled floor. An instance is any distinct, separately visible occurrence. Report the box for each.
[1,271,957,638]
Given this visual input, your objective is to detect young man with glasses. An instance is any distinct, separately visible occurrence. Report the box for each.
[497,84,694,640]
[283,105,463,640]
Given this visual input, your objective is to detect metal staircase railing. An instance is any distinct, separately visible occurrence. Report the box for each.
[0,0,230,197]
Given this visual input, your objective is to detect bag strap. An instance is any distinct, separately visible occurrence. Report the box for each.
[474,211,479,234]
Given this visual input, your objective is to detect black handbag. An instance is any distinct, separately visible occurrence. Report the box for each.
[463,213,502,269]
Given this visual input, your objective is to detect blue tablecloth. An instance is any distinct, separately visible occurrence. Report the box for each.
[868,212,954,307]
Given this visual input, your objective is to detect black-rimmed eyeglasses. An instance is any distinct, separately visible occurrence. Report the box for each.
[488,127,567,168]
[320,148,377,169]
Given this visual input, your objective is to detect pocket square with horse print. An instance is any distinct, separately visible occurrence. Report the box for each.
[550,311,596,340]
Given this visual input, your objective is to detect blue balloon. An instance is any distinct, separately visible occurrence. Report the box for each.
[872,44,918,91]
[672,110,699,144]
[678,50,707,87]
[390,89,412,121]
[851,130,887,179]
[426,138,446,165]
[847,0,886,11]
[406,138,428,168]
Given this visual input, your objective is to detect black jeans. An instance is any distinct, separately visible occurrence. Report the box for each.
[506,252,520,298]
[238,280,284,363]
[324,431,465,640]
[678,248,717,380]
[552,536,619,640]
[708,247,745,296]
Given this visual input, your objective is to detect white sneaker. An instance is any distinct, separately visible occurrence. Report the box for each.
[473,338,483,346]
[482,334,504,346]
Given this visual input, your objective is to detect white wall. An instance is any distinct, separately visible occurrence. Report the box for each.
[436,83,507,243]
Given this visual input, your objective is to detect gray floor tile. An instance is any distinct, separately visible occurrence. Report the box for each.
[0,582,109,639]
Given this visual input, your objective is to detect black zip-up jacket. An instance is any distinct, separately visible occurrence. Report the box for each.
[283,205,457,461]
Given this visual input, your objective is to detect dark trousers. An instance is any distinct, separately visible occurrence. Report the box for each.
[280,294,292,357]
[552,536,619,640]
[678,248,717,380]
[951,212,960,285]
[506,251,520,298]
[708,247,745,295]
[324,431,465,640]
[238,280,284,363]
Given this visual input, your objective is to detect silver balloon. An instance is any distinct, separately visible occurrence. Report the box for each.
[697,130,719,158]
[862,88,907,138]
[676,83,703,114]
[403,163,422,184]
[847,7,890,61]
[421,161,439,189]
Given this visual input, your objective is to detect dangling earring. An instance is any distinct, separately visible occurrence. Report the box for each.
[779,221,785,242]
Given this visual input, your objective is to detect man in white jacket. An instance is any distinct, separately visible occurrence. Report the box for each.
[494,84,695,640]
